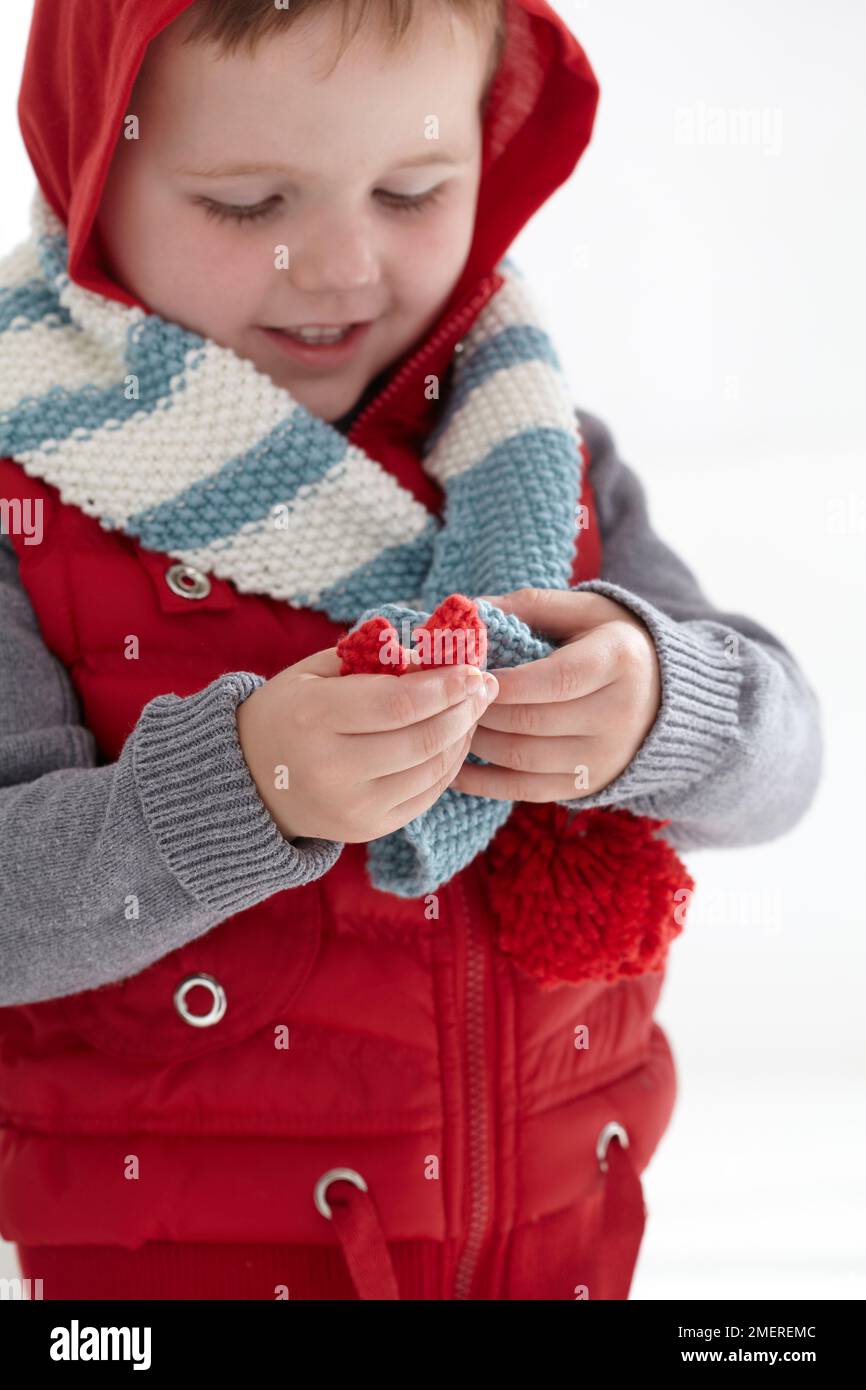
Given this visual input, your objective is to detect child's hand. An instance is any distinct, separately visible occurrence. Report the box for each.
[451,588,660,802]
[236,649,499,843]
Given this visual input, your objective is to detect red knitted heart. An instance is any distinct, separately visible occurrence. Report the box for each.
[482,801,694,988]
[337,593,488,676]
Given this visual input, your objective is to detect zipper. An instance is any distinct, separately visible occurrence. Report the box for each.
[346,271,503,1295]
[347,272,504,443]
[450,868,494,1300]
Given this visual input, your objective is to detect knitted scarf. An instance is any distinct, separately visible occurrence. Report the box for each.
[0,186,691,987]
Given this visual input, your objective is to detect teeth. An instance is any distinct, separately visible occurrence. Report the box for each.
[284,325,353,343]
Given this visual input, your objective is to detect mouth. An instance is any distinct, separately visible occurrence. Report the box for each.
[274,322,362,342]
[258,320,374,367]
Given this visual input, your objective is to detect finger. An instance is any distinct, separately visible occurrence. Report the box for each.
[488,587,622,638]
[484,626,618,705]
[376,727,475,831]
[475,678,623,735]
[450,761,583,803]
[322,664,495,734]
[355,678,495,776]
[468,726,590,774]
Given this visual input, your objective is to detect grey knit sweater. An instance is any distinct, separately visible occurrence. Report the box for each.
[0,409,823,1005]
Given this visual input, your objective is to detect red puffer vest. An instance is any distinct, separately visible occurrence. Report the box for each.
[0,419,676,1301]
[0,0,677,1300]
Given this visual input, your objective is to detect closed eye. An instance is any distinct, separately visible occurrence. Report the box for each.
[194,186,443,226]
[374,187,443,215]
[195,196,279,226]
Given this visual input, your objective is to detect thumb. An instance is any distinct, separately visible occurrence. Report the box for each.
[292,645,344,678]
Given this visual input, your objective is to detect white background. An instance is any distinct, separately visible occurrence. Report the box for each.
[1,0,864,1300]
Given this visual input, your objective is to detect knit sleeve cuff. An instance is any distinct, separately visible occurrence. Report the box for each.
[132,672,343,914]
[558,579,744,815]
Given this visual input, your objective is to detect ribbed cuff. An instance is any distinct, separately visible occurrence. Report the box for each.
[559,579,744,815]
[132,672,343,913]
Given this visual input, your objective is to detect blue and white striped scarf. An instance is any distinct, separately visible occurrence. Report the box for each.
[0,186,587,896]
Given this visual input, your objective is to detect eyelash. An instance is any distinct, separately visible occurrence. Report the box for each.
[196,188,441,226]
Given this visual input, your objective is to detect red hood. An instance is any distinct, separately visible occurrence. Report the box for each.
[18,0,599,319]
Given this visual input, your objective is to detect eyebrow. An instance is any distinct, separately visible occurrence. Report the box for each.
[173,152,469,179]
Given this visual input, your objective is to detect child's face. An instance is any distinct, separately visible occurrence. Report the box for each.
[95,4,490,423]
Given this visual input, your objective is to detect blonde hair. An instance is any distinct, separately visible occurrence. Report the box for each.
[180,0,506,105]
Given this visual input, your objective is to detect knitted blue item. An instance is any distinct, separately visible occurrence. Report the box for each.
[351,599,555,895]
[0,186,589,897]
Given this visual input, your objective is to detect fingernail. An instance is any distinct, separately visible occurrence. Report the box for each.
[482,673,499,699]
[464,671,485,696]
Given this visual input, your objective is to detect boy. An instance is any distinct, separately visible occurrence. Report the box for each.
[0,0,821,1300]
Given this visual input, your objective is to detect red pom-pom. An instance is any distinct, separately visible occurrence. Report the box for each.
[336,593,487,676]
[483,803,694,988]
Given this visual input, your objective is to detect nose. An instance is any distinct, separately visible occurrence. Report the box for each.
[287,207,379,295]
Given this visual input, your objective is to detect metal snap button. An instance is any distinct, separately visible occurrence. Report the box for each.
[313,1167,368,1220]
[596,1120,630,1173]
[173,973,227,1028]
[165,562,212,600]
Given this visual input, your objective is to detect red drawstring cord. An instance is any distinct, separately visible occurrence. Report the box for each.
[325,1177,401,1300]
[592,1133,646,1299]
[317,1128,644,1301]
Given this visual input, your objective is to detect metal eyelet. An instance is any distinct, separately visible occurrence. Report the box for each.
[314,1167,368,1220]
[165,562,212,600]
[596,1120,630,1173]
[173,973,227,1028]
